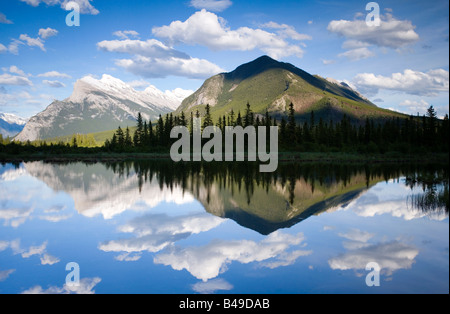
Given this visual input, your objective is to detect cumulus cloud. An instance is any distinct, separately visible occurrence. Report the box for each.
[0,44,7,53]
[99,213,224,258]
[152,10,308,59]
[114,55,224,79]
[42,80,66,88]
[20,0,99,15]
[22,277,101,294]
[97,39,190,59]
[328,13,419,49]
[353,69,449,97]
[98,38,224,79]
[154,231,311,282]
[329,241,419,277]
[328,12,419,60]
[19,34,46,51]
[38,27,58,39]
[189,0,233,12]
[398,99,430,115]
[38,71,72,79]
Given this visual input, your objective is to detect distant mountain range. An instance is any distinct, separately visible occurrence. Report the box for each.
[14,55,405,142]
[15,75,192,142]
[0,113,27,138]
[177,55,402,123]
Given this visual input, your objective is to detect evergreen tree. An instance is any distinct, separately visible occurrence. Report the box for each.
[125,127,132,147]
[244,102,253,127]
[116,126,125,148]
[203,104,213,129]
[157,115,164,146]
[180,111,187,127]
[236,111,243,127]
[287,103,296,143]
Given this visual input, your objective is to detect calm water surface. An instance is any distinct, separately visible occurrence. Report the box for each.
[0,161,448,294]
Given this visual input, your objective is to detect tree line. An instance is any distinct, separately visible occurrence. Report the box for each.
[104,103,449,154]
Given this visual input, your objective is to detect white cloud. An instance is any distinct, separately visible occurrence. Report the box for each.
[97,39,190,59]
[99,213,224,257]
[260,22,312,41]
[192,278,233,294]
[338,229,375,243]
[328,13,419,49]
[152,10,308,59]
[154,231,311,282]
[322,59,336,65]
[8,40,21,55]
[0,44,7,53]
[38,71,72,79]
[40,253,60,265]
[0,269,15,282]
[329,241,419,277]
[20,0,99,15]
[0,74,33,86]
[398,99,430,115]
[42,80,66,88]
[21,277,101,294]
[328,12,419,61]
[19,34,46,51]
[0,12,13,24]
[1,239,61,266]
[353,69,449,97]
[115,55,224,79]
[189,0,233,12]
[338,47,375,61]
[38,27,58,39]
[113,30,140,40]
[21,241,47,258]
[3,66,29,77]
[39,214,72,222]
[97,38,224,79]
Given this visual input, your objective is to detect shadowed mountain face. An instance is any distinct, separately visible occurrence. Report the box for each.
[177,55,403,124]
[20,161,442,235]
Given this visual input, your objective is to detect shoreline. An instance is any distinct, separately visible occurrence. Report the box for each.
[1,152,448,164]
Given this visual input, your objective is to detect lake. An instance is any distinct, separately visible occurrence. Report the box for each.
[0,161,448,294]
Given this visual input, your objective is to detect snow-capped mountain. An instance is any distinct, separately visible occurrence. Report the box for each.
[0,113,28,138]
[15,75,193,142]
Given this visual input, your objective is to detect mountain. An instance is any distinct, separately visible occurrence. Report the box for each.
[0,113,27,138]
[15,75,192,142]
[177,55,402,122]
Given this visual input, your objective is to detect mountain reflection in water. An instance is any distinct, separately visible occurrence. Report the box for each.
[21,161,449,234]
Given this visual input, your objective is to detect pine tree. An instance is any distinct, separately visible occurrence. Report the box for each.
[287,103,296,143]
[244,102,253,127]
[125,127,132,147]
[180,111,187,127]
[203,104,213,129]
[236,111,243,127]
[116,126,124,148]
[157,115,164,146]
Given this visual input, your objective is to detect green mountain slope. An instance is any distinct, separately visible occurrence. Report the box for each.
[177,55,404,123]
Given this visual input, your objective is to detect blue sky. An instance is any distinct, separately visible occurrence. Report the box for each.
[0,0,448,118]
